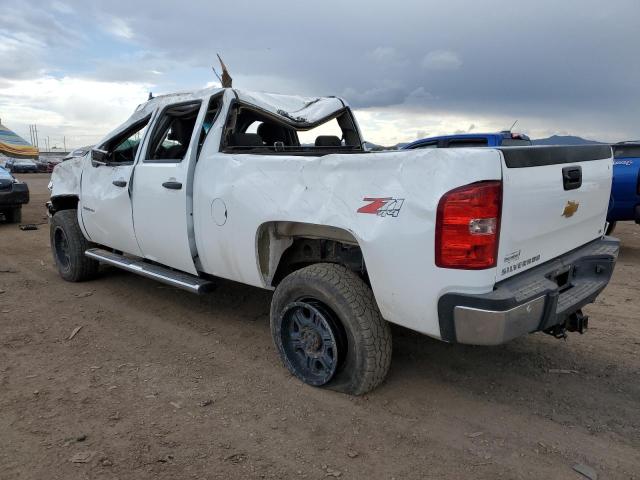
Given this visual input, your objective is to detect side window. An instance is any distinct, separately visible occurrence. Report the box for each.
[146,101,201,162]
[197,95,222,158]
[447,138,488,148]
[409,141,438,150]
[613,146,640,158]
[102,116,151,164]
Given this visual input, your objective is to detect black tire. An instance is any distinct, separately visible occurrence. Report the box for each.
[50,209,99,282]
[605,221,616,235]
[6,206,21,223]
[271,263,392,395]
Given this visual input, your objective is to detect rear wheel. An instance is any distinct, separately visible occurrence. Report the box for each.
[270,263,392,395]
[50,209,99,282]
[5,206,21,223]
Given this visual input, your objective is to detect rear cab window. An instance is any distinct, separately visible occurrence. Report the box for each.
[220,102,363,155]
[447,138,488,148]
[613,145,640,158]
[406,141,439,150]
[501,138,532,146]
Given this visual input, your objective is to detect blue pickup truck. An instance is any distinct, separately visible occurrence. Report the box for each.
[402,131,531,149]
[608,142,640,233]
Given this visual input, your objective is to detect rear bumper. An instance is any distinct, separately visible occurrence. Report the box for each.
[438,237,619,345]
[0,183,29,206]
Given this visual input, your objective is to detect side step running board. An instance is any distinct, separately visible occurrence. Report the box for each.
[85,248,214,294]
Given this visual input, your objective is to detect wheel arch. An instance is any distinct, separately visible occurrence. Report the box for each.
[255,221,366,288]
[49,194,79,214]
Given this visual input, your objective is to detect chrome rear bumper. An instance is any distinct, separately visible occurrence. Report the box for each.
[438,237,619,345]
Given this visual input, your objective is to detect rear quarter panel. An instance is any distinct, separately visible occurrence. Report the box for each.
[193,147,502,338]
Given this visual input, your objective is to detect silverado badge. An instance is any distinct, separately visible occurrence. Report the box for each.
[562,200,580,218]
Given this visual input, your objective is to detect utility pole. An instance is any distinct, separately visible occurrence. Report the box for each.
[63,136,66,152]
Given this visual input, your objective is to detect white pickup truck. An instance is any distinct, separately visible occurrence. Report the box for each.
[48,87,619,394]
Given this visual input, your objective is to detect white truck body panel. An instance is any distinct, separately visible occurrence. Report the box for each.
[79,160,143,256]
[49,86,616,343]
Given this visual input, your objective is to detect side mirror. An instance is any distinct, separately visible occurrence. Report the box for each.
[91,148,109,167]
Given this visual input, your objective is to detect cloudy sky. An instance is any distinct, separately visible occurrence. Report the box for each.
[1,0,639,149]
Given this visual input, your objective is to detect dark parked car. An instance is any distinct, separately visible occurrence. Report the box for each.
[0,166,29,223]
[5,158,39,173]
[36,157,62,173]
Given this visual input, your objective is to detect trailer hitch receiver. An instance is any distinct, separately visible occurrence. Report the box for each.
[567,310,588,334]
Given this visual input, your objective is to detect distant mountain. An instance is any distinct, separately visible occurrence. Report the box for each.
[362,141,383,151]
[363,141,408,151]
[532,135,603,145]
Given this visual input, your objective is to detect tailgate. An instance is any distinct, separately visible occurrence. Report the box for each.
[497,145,612,281]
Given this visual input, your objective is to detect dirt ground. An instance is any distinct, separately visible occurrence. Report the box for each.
[0,173,638,480]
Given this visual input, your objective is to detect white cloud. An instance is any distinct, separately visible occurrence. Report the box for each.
[0,76,151,148]
[367,47,401,64]
[421,50,462,71]
[104,17,134,40]
[51,1,74,14]
[404,86,436,104]
[0,31,47,79]
[355,107,498,145]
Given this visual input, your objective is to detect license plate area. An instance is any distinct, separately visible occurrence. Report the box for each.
[546,266,574,293]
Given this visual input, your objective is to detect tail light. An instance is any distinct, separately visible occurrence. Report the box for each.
[435,180,502,269]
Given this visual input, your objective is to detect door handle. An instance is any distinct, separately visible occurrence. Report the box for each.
[112,180,127,187]
[162,181,182,190]
[562,166,582,191]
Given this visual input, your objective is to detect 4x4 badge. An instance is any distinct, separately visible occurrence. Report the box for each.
[357,197,405,217]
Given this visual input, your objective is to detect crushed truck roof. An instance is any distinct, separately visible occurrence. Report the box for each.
[103,87,348,146]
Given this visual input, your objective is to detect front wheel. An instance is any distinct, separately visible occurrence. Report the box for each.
[50,209,99,282]
[270,263,392,395]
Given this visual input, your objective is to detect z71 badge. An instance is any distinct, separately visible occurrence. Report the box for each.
[357,197,405,217]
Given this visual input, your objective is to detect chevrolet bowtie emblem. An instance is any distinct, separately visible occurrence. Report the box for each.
[562,200,579,218]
